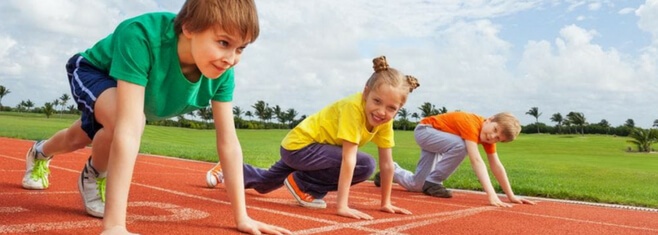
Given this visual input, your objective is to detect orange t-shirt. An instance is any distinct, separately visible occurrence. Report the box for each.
[419,111,496,154]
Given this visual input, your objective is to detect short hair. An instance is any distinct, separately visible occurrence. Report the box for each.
[174,0,260,43]
[491,112,521,142]
[366,56,420,104]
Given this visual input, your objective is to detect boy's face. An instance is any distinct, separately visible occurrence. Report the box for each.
[183,26,250,79]
[363,84,403,130]
[480,118,507,144]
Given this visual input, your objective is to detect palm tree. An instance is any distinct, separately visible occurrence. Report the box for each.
[24,100,34,112]
[411,112,420,122]
[0,85,10,108]
[245,111,253,121]
[252,100,269,123]
[43,102,56,118]
[626,128,658,152]
[526,107,542,133]
[397,108,410,130]
[284,108,298,128]
[196,107,213,123]
[566,112,586,135]
[625,119,635,128]
[598,119,611,134]
[59,94,70,114]
[550,113,563,134]
[232,106,243,119]
[654,119,658,128]
[418,102,439,117]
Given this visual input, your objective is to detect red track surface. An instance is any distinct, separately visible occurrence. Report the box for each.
[1,137,658,234]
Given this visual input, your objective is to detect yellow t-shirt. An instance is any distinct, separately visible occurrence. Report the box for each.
[281,92,395,150]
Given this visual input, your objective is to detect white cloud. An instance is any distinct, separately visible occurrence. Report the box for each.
[0,0,656,127]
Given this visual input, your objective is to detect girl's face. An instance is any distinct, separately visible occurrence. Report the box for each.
[363,84,404,130]
[183,26,250,79]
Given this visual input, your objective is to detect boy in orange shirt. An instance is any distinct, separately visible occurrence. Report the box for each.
[375,111,535,207]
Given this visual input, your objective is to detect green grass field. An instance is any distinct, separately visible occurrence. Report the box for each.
[2,112,657,209]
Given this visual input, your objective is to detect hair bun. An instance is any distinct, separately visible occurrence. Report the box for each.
[405,75,420,92]
[372,56,389,72]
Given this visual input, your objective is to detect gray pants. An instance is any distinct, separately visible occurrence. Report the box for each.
[393,124,467,192]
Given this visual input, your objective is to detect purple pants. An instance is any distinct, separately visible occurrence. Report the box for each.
[243,144,376,199]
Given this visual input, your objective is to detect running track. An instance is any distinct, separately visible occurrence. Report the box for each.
[1,137,657,234]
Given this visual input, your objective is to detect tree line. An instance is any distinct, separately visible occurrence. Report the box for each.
[1,85,655,152]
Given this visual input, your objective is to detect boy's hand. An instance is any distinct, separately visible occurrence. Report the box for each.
[237,217,292,235]
[508,196,536,205]
[337,207,374,220]
[488,196,512,208]
[381,204,412,215]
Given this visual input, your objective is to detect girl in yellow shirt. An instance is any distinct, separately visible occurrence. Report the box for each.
[208,56,418,220]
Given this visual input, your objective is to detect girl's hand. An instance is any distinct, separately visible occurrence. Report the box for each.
[237,217,292,235]
[488,196,512,208]
[381,204,412,215]
[337,207,374,220]
[509,196,536,205]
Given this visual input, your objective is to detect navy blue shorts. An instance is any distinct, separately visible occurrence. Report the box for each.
[66,54,117,139]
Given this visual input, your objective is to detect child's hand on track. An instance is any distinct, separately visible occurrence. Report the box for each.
[509,196,536,205]
[337,207,374,220]
[237,217,292,235]
[381,205,412,215]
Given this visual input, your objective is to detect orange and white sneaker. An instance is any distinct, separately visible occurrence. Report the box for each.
[283,174,326,209]
[206,163,224,188]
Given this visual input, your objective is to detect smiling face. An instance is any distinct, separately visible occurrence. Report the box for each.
[363,84,405,131]
[480,118,508,144]
[182,25,250,79]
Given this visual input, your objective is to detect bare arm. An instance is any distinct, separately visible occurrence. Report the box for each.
[336,141,372,220]
[378,148,411,215]
[488,153,535,205]
[103,81,145,232]
[212,101,291,235]
[464,141,510,207]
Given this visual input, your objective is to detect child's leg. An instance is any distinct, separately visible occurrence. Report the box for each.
[243,147,295,193]
[394,124,466,191]
[283,144,375,199]
[420,129,467,185]
[40,119,92,156]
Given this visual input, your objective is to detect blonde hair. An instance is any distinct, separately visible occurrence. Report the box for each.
[174,0,260,43]
[366,56,420,104]
[491,112,521,142]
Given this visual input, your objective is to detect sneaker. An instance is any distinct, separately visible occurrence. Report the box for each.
[206,163,224,188]
[373,172,381,187]
[22,141,52,190]
[283,174,326,209]
[78,156,106,218]
[422,181,453,198]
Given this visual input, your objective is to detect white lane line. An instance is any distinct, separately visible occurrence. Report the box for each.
[294,207,494,235]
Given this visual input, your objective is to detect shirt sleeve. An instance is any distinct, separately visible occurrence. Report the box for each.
[108,22,152,87]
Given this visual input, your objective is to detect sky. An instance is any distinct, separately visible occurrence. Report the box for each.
[0,0,656,128]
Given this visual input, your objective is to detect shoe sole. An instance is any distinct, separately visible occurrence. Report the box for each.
[206,170,223,188]
[283,178,326,209]
[78,172,104,218]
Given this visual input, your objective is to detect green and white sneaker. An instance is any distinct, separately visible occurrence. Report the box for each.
[22,141,52,190]
[79,156,106,218]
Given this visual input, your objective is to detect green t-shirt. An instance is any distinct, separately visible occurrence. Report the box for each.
[80,12,234,120]
[281,92,395,150]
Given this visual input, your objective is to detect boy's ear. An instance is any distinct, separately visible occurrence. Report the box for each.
[182,24,193,38]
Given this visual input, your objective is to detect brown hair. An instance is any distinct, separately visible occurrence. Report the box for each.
[174,0,260,43]
[491,112,521,142]
[366,56,420,104]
